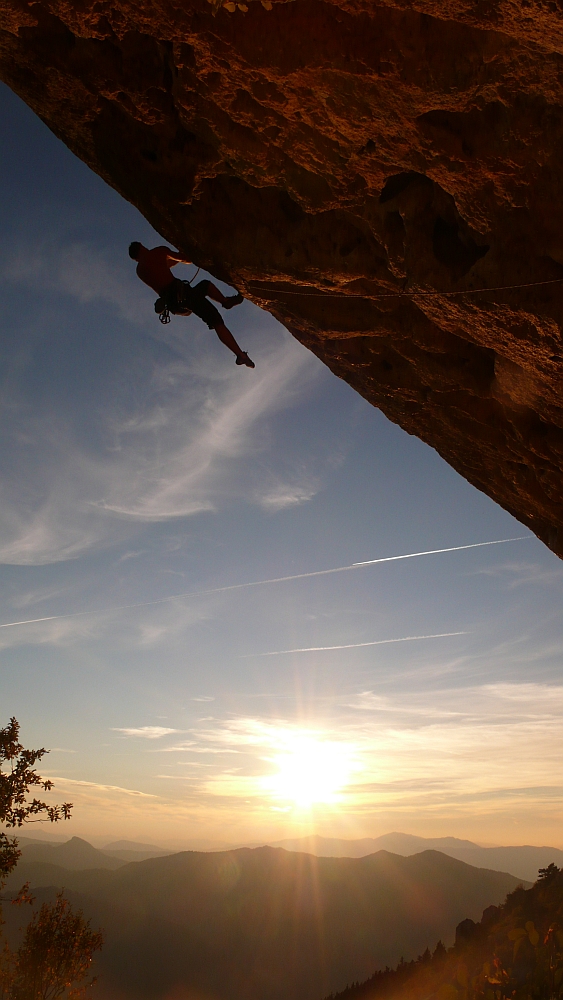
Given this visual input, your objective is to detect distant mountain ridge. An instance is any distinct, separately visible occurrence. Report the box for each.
[102,840,174,863]
[18,837,124,870]
[264,833,563,882]
[13,836,172,868]
[4,846,528,1000]
[10,833,563,882]
[265,833,479,857]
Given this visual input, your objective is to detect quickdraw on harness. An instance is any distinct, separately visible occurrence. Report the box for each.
[156,266,201,325]
[158,303,171,325]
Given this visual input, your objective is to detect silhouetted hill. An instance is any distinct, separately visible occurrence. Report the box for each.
[266,834,563,882]
[326,864,563,1000]
[5,847,528,1000]
[18,836,124,870]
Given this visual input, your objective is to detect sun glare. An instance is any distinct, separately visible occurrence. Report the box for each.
[263,733,356,808]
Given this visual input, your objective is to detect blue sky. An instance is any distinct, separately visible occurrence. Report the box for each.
[1,82,563,850]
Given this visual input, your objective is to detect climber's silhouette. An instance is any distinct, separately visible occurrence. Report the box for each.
[129,243,255,368]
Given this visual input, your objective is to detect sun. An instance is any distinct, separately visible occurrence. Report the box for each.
[263,733,356,809]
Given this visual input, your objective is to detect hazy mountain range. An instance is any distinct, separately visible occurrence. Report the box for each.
[15,835,173,867]
[262,833,563,883]
[13,832,563,882]
[4,846,528,1000]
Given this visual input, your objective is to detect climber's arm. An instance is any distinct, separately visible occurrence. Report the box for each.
[166,249,192,266]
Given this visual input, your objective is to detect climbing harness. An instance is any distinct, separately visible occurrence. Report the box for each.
[248,276,563,302]
[157,266,202,324]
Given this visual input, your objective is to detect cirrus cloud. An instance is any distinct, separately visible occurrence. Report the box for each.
[112,726,182,739]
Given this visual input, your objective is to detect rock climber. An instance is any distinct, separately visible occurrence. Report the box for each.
[129,242,255,368]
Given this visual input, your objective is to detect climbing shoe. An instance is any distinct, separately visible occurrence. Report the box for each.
[223,293,244,309]
[236,352,255,368]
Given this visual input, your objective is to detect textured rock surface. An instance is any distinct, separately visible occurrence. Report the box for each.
[1,0,563,552]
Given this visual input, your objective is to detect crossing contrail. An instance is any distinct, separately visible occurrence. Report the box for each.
[0,536,529,631]
[240,631,469,657]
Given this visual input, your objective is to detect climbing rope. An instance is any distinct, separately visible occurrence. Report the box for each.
[188,266,201,286]
[248,276,563,302]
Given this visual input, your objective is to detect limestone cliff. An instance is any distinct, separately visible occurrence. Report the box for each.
[1,0,562,553]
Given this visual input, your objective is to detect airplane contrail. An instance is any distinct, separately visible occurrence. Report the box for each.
[0,536,529,631]
[240,631,469,657]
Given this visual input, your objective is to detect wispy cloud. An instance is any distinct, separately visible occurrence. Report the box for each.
[256,481,320,511]
[153,682,563,820]
[34,683,563,839]
[112,726,182,739]
[95,341,310,522]
[0,333,314,565]
[471,560,563,589]
[2,239,149,325]
[0,609,112,651]
[49,777,157,798]
[9,584,72,610]
[0,591,212,651]
[42,776,160,825]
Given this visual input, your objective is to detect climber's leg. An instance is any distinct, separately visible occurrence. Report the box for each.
[206,282,244,309]
[186,282,253,366]
[214,322,255,368]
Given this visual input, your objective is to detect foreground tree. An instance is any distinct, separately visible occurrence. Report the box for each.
[0,718,102,1000]
[0,716,72,885]
[11,894,102,1000]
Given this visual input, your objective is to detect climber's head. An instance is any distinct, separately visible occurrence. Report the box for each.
[128,241,142,260]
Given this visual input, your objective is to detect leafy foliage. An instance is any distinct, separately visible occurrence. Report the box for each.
[0,716,72,888]
[0,718,101,1000]
[0,718,72,831]
[326,866,563,1000]
[9,893,102,1000]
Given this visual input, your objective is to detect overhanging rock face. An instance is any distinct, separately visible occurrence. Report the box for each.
[1,0,563,554]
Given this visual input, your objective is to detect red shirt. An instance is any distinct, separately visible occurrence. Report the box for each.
[136,246,180,294]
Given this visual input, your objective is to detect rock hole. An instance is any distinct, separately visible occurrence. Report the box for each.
[278,190,305,224]
[141,149,158,163]
[432,217,489,276]
[170,128,197,153]
[339,235,363,257]
[384,211,405,238]
[379,171,427,204]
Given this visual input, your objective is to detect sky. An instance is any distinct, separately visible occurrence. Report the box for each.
[1,82,563,851]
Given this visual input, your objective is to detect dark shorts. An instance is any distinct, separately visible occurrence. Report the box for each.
[163,279,222,330]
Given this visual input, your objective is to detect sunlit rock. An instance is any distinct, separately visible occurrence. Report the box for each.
[1,0,562,553]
